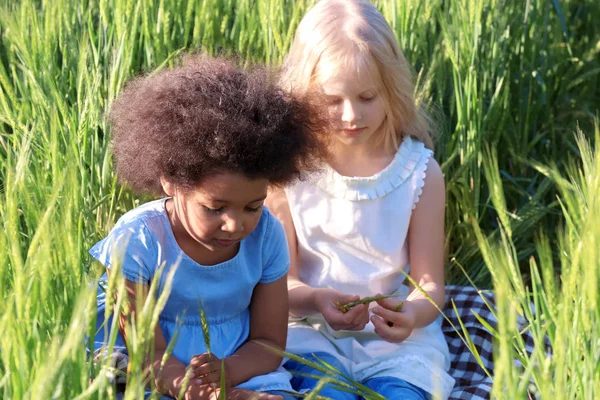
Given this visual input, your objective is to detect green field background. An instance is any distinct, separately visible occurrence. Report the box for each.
[0,0,599,398]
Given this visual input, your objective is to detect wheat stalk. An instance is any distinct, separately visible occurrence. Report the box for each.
[331,294,403,313]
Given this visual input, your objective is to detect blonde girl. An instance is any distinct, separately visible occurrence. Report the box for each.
[267,0,455,399]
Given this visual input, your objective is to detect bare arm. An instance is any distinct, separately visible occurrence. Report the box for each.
[371,157,447,341]
[220,275,289,386]
[405,157,446,327]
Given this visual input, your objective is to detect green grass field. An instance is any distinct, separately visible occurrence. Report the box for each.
[0,0,599,398]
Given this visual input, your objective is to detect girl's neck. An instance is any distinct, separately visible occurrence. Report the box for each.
[328,142,395,178]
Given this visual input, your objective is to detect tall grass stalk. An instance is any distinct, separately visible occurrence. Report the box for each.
[476,125,600,398]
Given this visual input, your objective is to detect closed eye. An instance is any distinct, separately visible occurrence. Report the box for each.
[203,206,225,214]
[360,94,377,102]
[246,204,263,213]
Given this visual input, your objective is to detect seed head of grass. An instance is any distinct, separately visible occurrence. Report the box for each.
[331,294,403,313]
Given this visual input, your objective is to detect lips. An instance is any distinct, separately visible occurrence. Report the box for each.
[342,127,366,136]
[214,238,240,247]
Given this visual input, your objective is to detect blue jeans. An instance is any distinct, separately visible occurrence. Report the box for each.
[284,352,430,400]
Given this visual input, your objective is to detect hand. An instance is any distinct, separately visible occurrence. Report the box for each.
[226,388,283,400]
[371,297,416,343]
[178,381,219,400]
[189,352,229,386]
[181,386,282,400]
[315,288,370,331]
[168,373,220,400]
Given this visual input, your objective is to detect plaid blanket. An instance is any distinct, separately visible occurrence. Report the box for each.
[443,285,496,399]
[93,285,547,399]
[443,285,552,400]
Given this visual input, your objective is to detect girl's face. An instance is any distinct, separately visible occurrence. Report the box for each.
[162,173,269,265]
[318,63,386,150]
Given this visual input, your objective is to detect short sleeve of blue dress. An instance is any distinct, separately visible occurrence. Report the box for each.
[89,219,158,284]
[90,200,294,393]
[89,200,166,353]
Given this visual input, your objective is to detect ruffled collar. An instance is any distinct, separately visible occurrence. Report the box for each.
[315,136,426,201]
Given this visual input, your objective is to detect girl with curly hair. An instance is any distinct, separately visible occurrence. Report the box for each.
[92,54,324,400]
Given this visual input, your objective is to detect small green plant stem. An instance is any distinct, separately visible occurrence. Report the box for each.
[331,294,402,313]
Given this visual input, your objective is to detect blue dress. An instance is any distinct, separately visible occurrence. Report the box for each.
[91,198,294,393]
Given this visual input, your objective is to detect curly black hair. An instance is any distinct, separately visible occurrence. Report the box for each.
[109,54,327,196]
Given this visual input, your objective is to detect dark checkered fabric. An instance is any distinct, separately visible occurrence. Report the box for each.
[443,285,496,399]
[443,285,550,400]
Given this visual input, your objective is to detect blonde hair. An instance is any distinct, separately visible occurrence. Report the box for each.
[281,0,435,151]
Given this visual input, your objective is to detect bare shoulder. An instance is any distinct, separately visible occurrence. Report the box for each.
[265,187,289,218]
[423,156,445,193]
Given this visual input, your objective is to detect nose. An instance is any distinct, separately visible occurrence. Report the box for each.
[221,213,244,234]
[341,100,360,124]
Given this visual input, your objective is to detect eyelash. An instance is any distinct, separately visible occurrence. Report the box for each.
[328,95,376,105]
[203,205,263,214]
[203,206,224,214]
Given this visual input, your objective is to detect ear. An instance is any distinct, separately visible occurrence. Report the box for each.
[160,177,176,196]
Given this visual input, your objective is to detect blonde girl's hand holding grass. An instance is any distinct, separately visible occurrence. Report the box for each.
[371,297,416,343]
[330,293,402,313]
[314,288,370,331]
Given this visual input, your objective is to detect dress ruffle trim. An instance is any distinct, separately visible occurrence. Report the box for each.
[412,149,433,210]
[315,136,428,201]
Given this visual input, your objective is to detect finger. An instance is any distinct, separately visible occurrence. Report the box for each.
[344,303,366,322]
[335,298,369,328]
[192,361,220,379]
[372,305,412,327]
[337,294,360,310]
[371,314,393,339]
[342,294,360,303]
[328,304,359,328]
[184,381,217,398]
[190,353,217,367]
[371,315,411,343]
[194,370,227,385]
[330,294,359,314]
[375,297,403,311]
[349,304,369,329]
[341,311,360,328]
[358,308,371,329]
[371,305,397,323]
[189,353,207,367]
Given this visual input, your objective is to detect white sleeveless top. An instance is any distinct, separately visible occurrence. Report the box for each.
[285,136,455,399]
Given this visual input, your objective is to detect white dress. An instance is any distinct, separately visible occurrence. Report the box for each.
[284,136,455,399]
